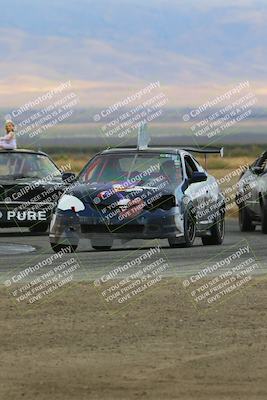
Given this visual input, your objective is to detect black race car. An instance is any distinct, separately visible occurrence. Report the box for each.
[0,149,73,232]
[236,150,267,233]
[50,145,225,252]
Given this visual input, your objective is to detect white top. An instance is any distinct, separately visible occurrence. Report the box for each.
[0,132,17,149]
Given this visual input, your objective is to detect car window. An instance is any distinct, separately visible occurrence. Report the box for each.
[249,152,267,175]
[256,152,267,172]
[118,156,137,172]
[263,161,267,173]
[192,156,203,171]
[0,153,61,179]
[79,153,183,186]
[250,158,258,168]
[184,155,198,178]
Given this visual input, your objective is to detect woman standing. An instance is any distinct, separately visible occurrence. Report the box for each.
[0,120,17,149]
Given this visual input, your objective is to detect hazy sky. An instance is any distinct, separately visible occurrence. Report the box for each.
[1,0,266,107]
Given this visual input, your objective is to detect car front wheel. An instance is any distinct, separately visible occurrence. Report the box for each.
[202,215,225,246]
[168,210,196,248]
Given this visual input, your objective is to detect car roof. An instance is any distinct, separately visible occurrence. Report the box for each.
[0,148,48,156]
[101,147,182,155]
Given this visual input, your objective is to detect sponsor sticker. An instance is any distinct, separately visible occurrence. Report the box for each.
[0,210,47,221]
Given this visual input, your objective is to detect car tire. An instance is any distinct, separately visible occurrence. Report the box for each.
[168,209,196,248]
[29,223,49,233]
[92,246,112,251]
[239,205,255,232]
[261,201,267,234]
[202,215,225,246]
[51,243,78,253]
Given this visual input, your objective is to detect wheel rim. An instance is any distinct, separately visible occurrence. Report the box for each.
[186,214,196,242]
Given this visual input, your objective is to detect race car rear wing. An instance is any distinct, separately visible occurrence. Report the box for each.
[137,124,223,156]
[182,146,224,169]
[182,146,224,157]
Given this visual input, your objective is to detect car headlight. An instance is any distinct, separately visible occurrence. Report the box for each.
[57,195,85,212]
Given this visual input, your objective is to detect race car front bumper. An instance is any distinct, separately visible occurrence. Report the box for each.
[49,207,184,247]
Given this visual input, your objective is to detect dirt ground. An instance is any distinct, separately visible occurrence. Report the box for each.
[1,278,267,400]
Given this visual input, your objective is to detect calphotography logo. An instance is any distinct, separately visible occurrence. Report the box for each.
[181,240,261,311]
[95,81,169,146]
[3,244,82,308]
[92,241,171,313]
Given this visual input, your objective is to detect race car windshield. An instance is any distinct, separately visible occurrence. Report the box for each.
[79,153,183,187]
[0,153,61,180]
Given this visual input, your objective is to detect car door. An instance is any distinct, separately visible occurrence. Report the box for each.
[183,154,208,226]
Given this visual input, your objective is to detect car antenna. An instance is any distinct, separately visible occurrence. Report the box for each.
[137,122,150,150]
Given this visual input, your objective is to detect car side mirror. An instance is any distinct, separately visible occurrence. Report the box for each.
[251,166,263,175]
[62,172,76,184]
[189,171,207,184]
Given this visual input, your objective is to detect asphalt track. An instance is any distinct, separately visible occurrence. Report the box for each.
[0,219,266,285]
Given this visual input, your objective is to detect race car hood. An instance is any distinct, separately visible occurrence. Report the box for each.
[66,182,176,212]
[0,176,65,203]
